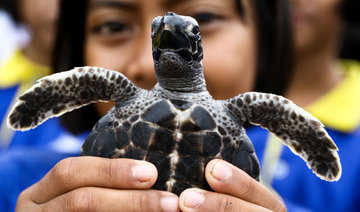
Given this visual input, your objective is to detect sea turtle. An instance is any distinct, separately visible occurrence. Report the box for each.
[8,12,341,195]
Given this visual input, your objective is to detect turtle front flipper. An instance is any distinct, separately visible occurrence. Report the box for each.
[223,92,341,182]
[7,66,141,131]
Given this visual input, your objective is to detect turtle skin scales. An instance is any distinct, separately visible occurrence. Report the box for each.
[82,95,259,195]
[7,12,341,196]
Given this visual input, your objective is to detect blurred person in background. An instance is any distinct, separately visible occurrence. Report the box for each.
[0,0,82,211]
[0,0,70,152]
[249,0,360,211]
[7,0,293,211]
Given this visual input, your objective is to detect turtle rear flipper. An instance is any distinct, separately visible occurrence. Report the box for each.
[223,92,342,182]
[7,66,140,131]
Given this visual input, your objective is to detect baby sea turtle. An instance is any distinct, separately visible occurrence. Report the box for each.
[8,12,341,195]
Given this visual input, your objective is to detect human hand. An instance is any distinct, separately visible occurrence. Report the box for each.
[15,157,179,212]
[179,159,287,212]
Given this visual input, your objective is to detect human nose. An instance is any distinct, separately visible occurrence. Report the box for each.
[126,30,157,90]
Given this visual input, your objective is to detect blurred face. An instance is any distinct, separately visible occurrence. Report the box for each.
[291,0,343,55]
[85,0,256,113]
[18,0,59,52]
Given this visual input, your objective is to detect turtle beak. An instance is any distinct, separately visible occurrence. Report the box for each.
[152,13,191,51]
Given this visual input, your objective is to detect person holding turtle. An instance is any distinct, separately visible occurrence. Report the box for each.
[10,8,340,201]
[1,0,295,211]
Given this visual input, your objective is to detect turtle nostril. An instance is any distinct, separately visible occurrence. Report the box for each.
[192,26,200,35]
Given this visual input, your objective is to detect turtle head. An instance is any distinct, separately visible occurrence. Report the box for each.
[151,12,205,92]
[151,12,203,63]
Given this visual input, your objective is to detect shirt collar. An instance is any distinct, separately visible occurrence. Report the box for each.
[0,49,51,92]
[306,60,360,132]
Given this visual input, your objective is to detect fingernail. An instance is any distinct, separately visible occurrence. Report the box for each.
[183,189,204,209]
[132,163,154,183]
[211,161,232,181]
[160,196,179,212]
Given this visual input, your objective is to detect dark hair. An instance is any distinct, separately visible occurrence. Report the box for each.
[340,0,360,61]
[252,0,293,94]
[53,0,294,134]
[342,0,360,24]
[0,0,20,23]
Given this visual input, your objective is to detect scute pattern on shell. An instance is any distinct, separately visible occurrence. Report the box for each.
[7,67,342,195]
[81,98,260,195]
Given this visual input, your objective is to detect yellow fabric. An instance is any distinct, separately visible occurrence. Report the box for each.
[306,60,360,132]
[0,49,51,93]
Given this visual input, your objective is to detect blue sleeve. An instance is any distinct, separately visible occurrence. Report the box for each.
[0,147,78,212]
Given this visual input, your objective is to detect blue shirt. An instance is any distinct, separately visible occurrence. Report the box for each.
[248,126,360,212]
[248,60,360,211]
[0,85,85,212]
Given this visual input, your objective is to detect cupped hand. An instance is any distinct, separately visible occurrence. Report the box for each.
[15,157,179,212]
[179,159,287,212]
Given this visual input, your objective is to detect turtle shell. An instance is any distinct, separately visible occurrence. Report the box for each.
[81,99,260,195]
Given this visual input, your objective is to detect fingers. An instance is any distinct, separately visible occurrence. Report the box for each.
[178,159,287,212]
[204,159,286,212]
[17,188,179,212]
[179,188,272,212]
[28,157,158,204]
